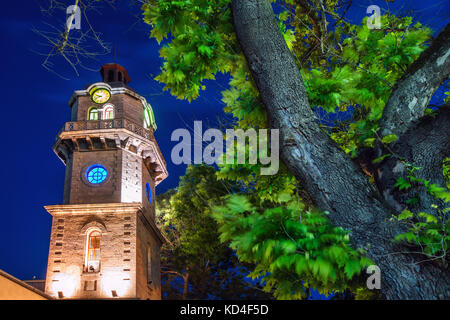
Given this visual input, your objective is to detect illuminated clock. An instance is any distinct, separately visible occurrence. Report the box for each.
[91,88,111,104]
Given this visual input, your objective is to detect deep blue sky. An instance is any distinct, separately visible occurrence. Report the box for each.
[0,0,448,282]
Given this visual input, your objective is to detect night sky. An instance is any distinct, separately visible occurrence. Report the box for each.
[0,0,448,282]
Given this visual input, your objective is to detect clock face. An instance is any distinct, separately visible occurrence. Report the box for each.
[91,88,111,104]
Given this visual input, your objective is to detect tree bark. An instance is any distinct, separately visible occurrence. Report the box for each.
[378,24,450,139]
[183,270,190,300]
[375,106,450,213]
[231,0,450,299]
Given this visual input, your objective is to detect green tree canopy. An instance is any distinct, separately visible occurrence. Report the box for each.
[144,0,450,299]
[156,165,271,299]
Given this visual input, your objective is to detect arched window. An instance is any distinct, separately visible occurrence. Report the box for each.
[145,183,152,204]
[87,107,98,120]
[85,230,101,272]
[108,70,114,82]
[143,103,156,130]
[118,71,123,82]
[103,105,114,120]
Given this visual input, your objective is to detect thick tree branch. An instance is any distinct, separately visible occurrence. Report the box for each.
[379,24,450,138]
[231,0,450,299]
[376,105,450,213]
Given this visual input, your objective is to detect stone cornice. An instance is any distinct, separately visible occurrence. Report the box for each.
[44,203,143,216]
[44,203,167,244]
[53,118,168,185]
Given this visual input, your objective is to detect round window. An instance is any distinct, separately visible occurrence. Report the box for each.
[86,165,108,184]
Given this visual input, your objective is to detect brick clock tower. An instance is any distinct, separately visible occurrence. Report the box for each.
[44,63,168,299]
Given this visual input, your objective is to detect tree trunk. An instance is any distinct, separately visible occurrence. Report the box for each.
[375,24,450,212]
[231,0,450,299]
[375,106,450,213]
[199,263,210,299]
[183,271,190,300]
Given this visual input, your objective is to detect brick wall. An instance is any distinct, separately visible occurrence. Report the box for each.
[45,211,140,299]
[75,91,144,125]
[136,214,162,300]
[68,150,122,204]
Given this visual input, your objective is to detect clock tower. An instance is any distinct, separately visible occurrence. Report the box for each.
[44,63,168,299]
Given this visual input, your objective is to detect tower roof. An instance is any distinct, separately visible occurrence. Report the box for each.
[100,63,131,85]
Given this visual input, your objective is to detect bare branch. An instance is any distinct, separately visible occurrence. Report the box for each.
[33,0,113,78]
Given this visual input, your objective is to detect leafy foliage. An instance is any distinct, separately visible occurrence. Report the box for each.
[391,208,449,260]
[391,163,449,260]
[213,194,372,299]
[143,0,441,299]
[443,157,450,189]
[156,165,270,299]
[143,0,431,155]
[143,0,235,101]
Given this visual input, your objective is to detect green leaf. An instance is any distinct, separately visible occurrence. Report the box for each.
[277,192,292,203]
[280,240,297,254]
[381,134,398,144]
[198,45,213,57]
[372,153,391,164]
[427,183,450,202]
[425,229,440,237]
[418,212,438,223]
[173,69,186,83]
[344,260,361,279]
[437,191,450,202]
[398,209,413,221]
[394,232,417,242]
[394,177,412,191]
[278,11,289,22]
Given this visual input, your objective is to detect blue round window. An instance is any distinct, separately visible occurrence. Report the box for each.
[86,165,108,184]
[146,183,152,203]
